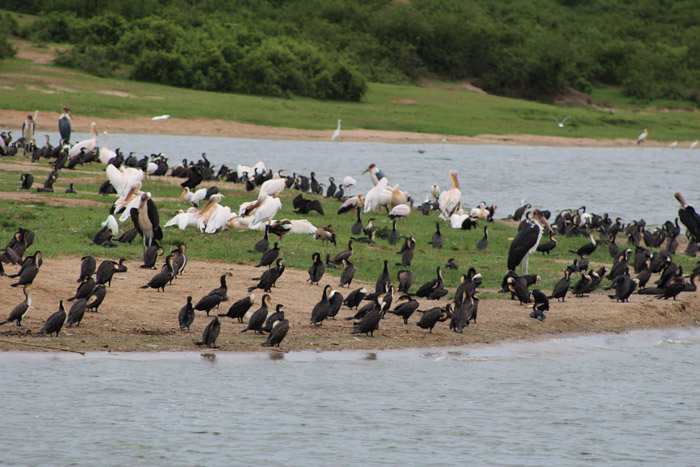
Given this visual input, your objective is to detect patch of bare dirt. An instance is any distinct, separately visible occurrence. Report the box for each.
[390,99,416,104]
[98,90,136,99]
[12,40,66,65]
[0,254,698,354]
[554,86,593,106]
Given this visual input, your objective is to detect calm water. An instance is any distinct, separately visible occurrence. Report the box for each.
[2,328,700,466]
[50,131,700,226]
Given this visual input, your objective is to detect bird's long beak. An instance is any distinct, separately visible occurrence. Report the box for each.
[178,189,187,201]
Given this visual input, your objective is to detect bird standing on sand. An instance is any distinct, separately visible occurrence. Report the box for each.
[637,128,648,145]
[332,119,342,142]
[196,316,221,348]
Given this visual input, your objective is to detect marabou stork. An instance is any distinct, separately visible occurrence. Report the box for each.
[507,209,550,275]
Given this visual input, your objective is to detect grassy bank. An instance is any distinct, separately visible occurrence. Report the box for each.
[0,155,697,298]
[2,50,700,142]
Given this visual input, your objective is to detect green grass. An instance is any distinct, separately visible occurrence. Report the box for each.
[1,156,696,298]
[2,51,700,142]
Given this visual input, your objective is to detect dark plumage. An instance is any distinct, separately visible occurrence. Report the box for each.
[77,255,96,282]
[397,270,414,293]
[85,285,107,313]
[249,258,285,293]
[0,286,31,327]
[19,173,34,190]
[262,304,285,333]
[67,277,95,302]
[195,293,224,317]
[140,255,174,292]
[476,226,489,251]
[37,301,67,337]
[10,251,42,288]
[308,252,325,285]
[310,285,332,325]
[343,287,367,309]
[532,289,549,312]
[241,294,270,334]
[339,259,356,288]
[219,294,256,323]
[387,220,399,246]
[351,298,385,337]
[254,225,270,253]
[328,290,344,319]
[332,239,354,265]
[262,319,290,347]
[256,242,280,268]
[196,316,221,348]
[431,222,443,249]
[398,236,415,267]
[549,270,571,302]
[416,306,451,333]
[141,245,163,269]
[95,260,119,287]
[66,298,87,327]
[375,260,391,294]
[507,276,531,304]
[115,228,138,244]
[179,296,195,331]
[390,295,419,325]
[536,233,557,255]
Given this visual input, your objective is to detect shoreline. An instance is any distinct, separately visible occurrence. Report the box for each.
[1,254,699,353]
[0,109,681,147]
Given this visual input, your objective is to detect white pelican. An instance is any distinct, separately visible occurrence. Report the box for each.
[431,184,440,202]
[390,184,410,209]
[251,196,282,225]
[550,116,572,128]
[237,161,266,178]
[101,214,119,236]
[249,219,316,235]
[69,122,98,159]
[449,209,470,229]
[204,205,235,234]
[116,183,144,221]
[364,177,393,213]
[107,164,144,198]
[165,208,199,230]
[637,128,648,145]
[196,194,225,231]
[670,141,678,149]
[179,187,207,207]
[99,131,116,164]
[438,170,461,220]
[258,174,286,199]
[332,119,341,142]
[691,140,698,150]
[342,175,356,193]
[388,203,411,219]
[470,203,489,220]
[58,107,71,143]
[337,194,364,214]
[362,163,387,186]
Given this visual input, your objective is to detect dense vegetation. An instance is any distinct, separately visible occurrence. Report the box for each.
[5,0,700,104]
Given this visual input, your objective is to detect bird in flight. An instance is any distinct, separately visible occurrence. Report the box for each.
[550,116,573,128]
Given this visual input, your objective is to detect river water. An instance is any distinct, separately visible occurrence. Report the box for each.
[2,328,699,466]
[51,131,700,226]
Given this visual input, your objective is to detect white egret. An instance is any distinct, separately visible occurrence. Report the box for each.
[332,119,342,142]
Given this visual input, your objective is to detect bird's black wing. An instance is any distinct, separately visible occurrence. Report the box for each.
[147,198,163,240]
[679,206,700,240]
[507,223,538,271]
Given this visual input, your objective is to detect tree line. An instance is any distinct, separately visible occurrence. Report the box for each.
[4,0,700,103]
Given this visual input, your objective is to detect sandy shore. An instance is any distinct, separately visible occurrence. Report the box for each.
[0,109,673,147]
[1,254,699,354]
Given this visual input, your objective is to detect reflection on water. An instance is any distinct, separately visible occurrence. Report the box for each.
[2,328,700,466]
[54,131,700,225]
